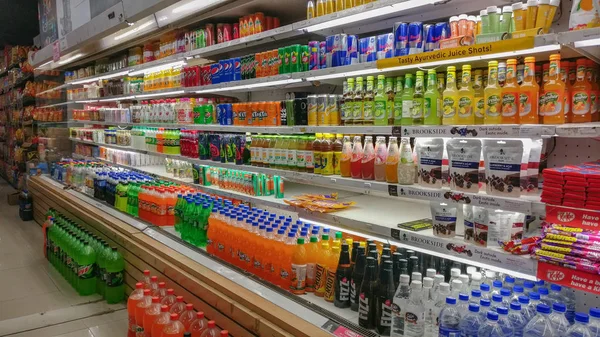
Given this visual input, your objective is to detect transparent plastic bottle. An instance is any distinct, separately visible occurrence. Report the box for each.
[163,313,185,336]
[497,306,515,337]
[179,303,196,331]
[479,311,505,337]
[500,288,512,308]
[170,296,186,316]
[527,292,542,318]
[439,297,461,337]
[481,284,492,301]
[523,304,556,337]
[200,320,221,337]
[485,270,500,285]
[480,299,492,322]
[471,290,482,305]
[189,311,208,337]
[391,274,411,337]
[161,288,177,310]
[589,308,600,337]
[508,302,527,337]
[491,280,503,297]
[459,275,471,294]
[405,280,424,337]
[534,280,546,293]
[491,294,504,312]
[457,293,470,315]
[523,281,535,296]
[423,277,436,337]
[511,286,525,304]
[460,303,483,336]
[566,313,592,337]
[519,296,535,322]
[538,288,553,307]
[428,282,451,337]
[449,268,461,285]
[548,302,570,336]
[562,286,577,324]
[470,272,483,292]
[451,280,463,299]
[504,276,516,293]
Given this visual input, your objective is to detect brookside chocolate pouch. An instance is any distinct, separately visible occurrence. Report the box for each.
[416,138,445,188]
[447,139,482,193]
[430,202,457,238]
[483,139,524,197]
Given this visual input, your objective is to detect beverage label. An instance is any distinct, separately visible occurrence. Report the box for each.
[458,96,472,117]
[501,92,518,117]
[542,90,564,116]
[128,316,137,333]
[306,262,316,291]
[353,102,363,120]
[519,92,535,117]
[386,100,394,120]
[475,97,485,118]
[105,271,124,287]
[380,298,393,328]
[404,303,424,334]
[296,150,306,168]
[315,263,326,294]
[324,269,336,301]
[438,326,461,337]
[291,263,307,292]
[485,95,501,117]
[412,99,423,118]
[305,151,315,169]
[136,326,145,337]
[374,101,386,121]
[358,293,370,320]
[333,152,342,175]
[402,100,413,118]
[442,97,456,118]
[394,101,403,121]
[391,297,405,336]
[287,149,297,167]
[350,279,358,305]
[364,101,375,121]
[424,98,432,118]
[572,91,591,115]
[336,275,350,302]
[78,264,95,279]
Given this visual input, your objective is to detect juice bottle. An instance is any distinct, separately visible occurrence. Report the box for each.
[543,54,567,124]
[501,59,520,124]
[135,289,153,337]
[128,283,145,337]
[333,134,343,175]
[498,61,507,87]
[458,65,475,125]
[374,75,387,126]
[571,58,592,123]
[189,312,208,337]
[442,67,459,125]
[385,137,399,183]
[313,133,323,175]
[305,136,315,174]
[385,77,395,125]
[520,57,540,124]
[424,69,441,125]
[321,134,334,175]
[374,136,387,182]
[345,78,355,125]
[291,238,307,294]
[315,239,331,297]
[306,236,320,292]
[401,74,415,125]
[588,60,600,122]
[353,77,365,125]
[412,71,425,125]
[484,61,503,124]
[179,303,196,331]
[340,136,352,178]
[296,136,306,172]
[281,232,296,290]
[324,244,340,302]
[561,60,573,122]
[363,76,375,125]
[350,136,363,179]
[287,136,298,171]
[162,313,185,337]
[393,76,404,125]
[268,135,277,168]
[361,136,375,180]
[151,305,171,337]
[473,69,485,124]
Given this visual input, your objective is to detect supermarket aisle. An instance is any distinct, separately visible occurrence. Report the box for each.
[0,180,127,337]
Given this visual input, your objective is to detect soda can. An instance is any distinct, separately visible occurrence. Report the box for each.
[359,36,377,63]
[217,23,224,44]
[248,54,256,79]
[223,24,232,42]
[325,35,335,68]
[232,57,241,81]
[271,49,279,75]
[317,94,327,126]
[319,41,327,69]
[219,59,229,82]
[408,21,424,54]
[205,24,215,46]
[290,44,301,73]
[261,52,269,76]
[393,22,409,56]
[307,95,318,126]
[210,63,221,84]
[216,104,225,125]
[284,46,291,73]
[377,33,394,60]
[301,45,310,72]
[273,17,280,28]
[308,41,319,70]
[347,35,358,65]
[294,98,308,126]
[201,65,211,85]
[266,16,274,31]
[196,29,206,49]
[327,94,340,126]
[240,55,247,80]
[233,23,240,39]
[436,22,451,40]
[424,24,436,52]
[225,103,233,125]
[278,48,286,74]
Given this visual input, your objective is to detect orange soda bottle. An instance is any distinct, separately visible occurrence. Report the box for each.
[162,313,185,337]
[142,296,162,337]
[543,54,567,124]
[201,320,220,337]
[170,296,186,316]
[189,311,208,337]
[280,232,296,290]
[561,60,573,122]
[305,236,320,292]
[135,289,153,337]
[151,305,171,337]
[179,303,196,331]
[571,58,592,123]
[291,238,308,294]
[127,283,145,337]
[161,289,177,310]
[501,59,520,124]
[261,227,276,282]
[324,244,341,302]
[314,237,331,297]
[519,57,540,124]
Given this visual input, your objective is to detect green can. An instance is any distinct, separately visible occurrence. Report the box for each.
[300,45,309,72]
[278,48,285,74]
[283,46,291,74]
[289,44,301,73]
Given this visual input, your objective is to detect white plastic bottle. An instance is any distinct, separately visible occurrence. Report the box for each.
[470,272,483,292]
[566,313,592,337]
[391,274,411,337]
[449,268,461,285]
[450,280,463,298]
[404,280,424,337]
[459,274,471,294]
[423,277,436,337]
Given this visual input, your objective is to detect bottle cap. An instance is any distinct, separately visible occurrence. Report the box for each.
[451,280,463,289]
[497,307,508,315]
[553,302,566,313]
[486,6,498,13]
[161,305,169,312]
[527,0,539,5]
[459,275,470,284]
[459,293,469,301]
[480,9,488,16]
[423,277,434,288]
[510,302,521,311]
[529,292,540,300]
[434,275,445,284]
[458,14,468,20]
[523,281,535,289]
[492,294,502,302]
[513,285,524,293]
[518,295,529,304]
[446,297,457,305]
[480,284,490,292]
[449,16,459,22]
[480,299,491,307]
[297,238,305,244]
[186,303,193,310]
[466,267,477,275]
[493,280,503,288]
[440,282,450,292]
[451,268,461,277]
[511,2,523,10]
[152,297,160,303]
[471,290,481,298]
[500,288,511,297]
[502,5,513,13]
[135,283,144,289]
[550,284,562,292]
[487,311,499,321]
[197,311,205,318]
[207,321,216,328]
[576,313,590,324]
[411,281,422,289]
[170,313,179,320]
[412,272,422,281]
[469,303,480,313]
[400,274,411,285]
[537,303,551,314]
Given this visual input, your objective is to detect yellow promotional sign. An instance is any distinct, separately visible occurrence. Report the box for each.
[376,37,536,69]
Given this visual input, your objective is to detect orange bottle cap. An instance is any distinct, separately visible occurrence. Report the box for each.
[524,57,536,63]
[506,59,517,65]
[549,54,561,61]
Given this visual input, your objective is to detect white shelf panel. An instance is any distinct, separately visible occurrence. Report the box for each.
[555,123,600,138]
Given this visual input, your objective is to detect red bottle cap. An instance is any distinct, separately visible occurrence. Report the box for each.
[197,311,204,318]
[143,270,150,275]
[176,296,184,302]
[152,296,160,303]
[167,289,174,294]
[186,303,193,310]
[160,305,169,312]
[135,282,144,289]
[143,289,151,295]
[221,331,228,337]
[158,282,166,288]
[207,321,216,328]
[151,276,158,281]
[170,313,179,320]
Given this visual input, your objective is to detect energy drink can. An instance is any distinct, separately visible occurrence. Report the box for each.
[359,36,377,63]
[307,95,318,126]
[317,94,327,125]
[225,103,233,125]
[408,21,424,54]
[308,41,320,70]
[319,41,327,69]
[376,33,394,60]
[424,24,436,52]
[331,34,348,67]
[325,35,335,68]
[435,22,450,42]
[294,98,308,126]
[393,22,409,56]
[347,35,358,65]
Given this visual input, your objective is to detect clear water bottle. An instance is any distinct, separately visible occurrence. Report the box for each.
[479,311,505,337]
[429,282,451,337]
[527,292,542,317]
[588,308,600,337]
[518,296,536,322]
[480,299,492,322]
[548,302,570,336]
[412,272,423,283]
[432,275,446,302]
[481,284,492,301]
[470,272,483,292]
[523,281,535,296]
[523,303,556,337]
[548,284,565,305]
[423,277,436,337]
[460,274,471,294]
[471,290,482,304]
[511,286,525,304]
[426,268,436,279]
[504,276,516,293]
[508,302,527,337]
[439,297,461,337]
[457,293,470,315]
[501,288,512,307]
[538,288,553,307]
[404,281,424,337]
[391,274,411,337]
[451,280,463,298]
[562,286,577,324]
[460,303,483,337]
[533,280,546,293]
[492,280,503,297]
[497,306,515,337]
[491,294,504,312]
[449,268,461,285]
[566,313,592,337]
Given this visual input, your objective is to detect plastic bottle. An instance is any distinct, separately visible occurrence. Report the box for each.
[189,312,208,337]
[523,303,556,337]
[290,238,307,294]
[198,320,219,337]
[128,283,145,337]
[103,247,124,303]
[170,296,186,316]
[458,65,476,125]
[404,280,424,337]
[500,288,512,308]
[424,69,442,125]
[385,137,399,183]
[412,71,425,125]
[538,287,553,307]
[143,296,162,337]
[508,302,527,337]
[374,75,387,126]
[314,239,330,297]
[439,297,461,336]
[567,313,593,337]
[480,299,492,322]
[561,286,576,324]
[491,280,503,297]
[548,302,570,335]
[484,61,503,124]
[393,76,404,125]
[76,240,97,296]
[163,313,185,337]
[543,54,567,124]
[451,280,464,299]
[460,303,483,336]
[392,275,411,337]
[136,289,153,337]
[449,268,461,284]
[324,243,340,302]
[149,275,159,293]
[518,296,535,322]
[152,305,171,337]
[481,284,492,301]
[589,308,600,337]
[401,74,415,125]
[179,303,196,331]
[457,293,470,314]
[422,277,435,337]
[479,311,505,337]
[497,306,515,336]
[459,274,471,295]
[162,289,177,310]
[397,137,415,185]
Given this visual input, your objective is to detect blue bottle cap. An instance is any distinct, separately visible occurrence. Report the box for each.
[259,225,266,230]
[459,293,469,301]
[487,311,499,321]
[576,313,590,324]
[492,294,503,303]
[252,221,258,227]
[493,280,503,288]
[538,287,549,296]
[480,299,491,307]
[277,229,285,235]
[529,292,540,300]
[301,230,308,237]
[513,285,524,293]
[497,307,508,315]
[445,297,456,305]
[288,232,295,238]
[535,280,545,286]
[469,303,480,313]
[471,290,481,298]
[480,284,490,292]
[536,303,551,314]
[510,302,521,311]
[505,276,515,284]
[550,284,562,292]
[266,227,274,233]
[553,303,566,313]
[590,308,600,318]
[518,295,530,304]
[500,288,511,296]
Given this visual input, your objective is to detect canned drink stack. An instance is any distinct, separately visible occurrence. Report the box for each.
[393,22,409,56]
[408,21,424,54]
[359,36,377,63]
[376,33,394,60]
[347,35,358,65]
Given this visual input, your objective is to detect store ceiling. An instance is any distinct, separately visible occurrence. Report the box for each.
[0,0,39,48]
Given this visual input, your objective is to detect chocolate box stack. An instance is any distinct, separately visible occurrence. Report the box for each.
[541,161,600,211]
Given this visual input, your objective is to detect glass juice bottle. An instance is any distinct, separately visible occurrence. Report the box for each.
[374,75,387,126]
[412,71,425,125]
[393,76,404,125]
[363,76,375,125]
[350,136,363,179]
[473,69,485,124]
[520,57,540,124]
[571,58,592,123]
[374,136,387,182]
[458,65,475,125]
[333,134,343,175]
[442,66,459,125]
[587,60,599,122]
[361,136,375,180]
[543,54,566,124]
[484,61,502,124]
[340,136,352,177]
[385,77,395,125]
[401,74,415,125]
[501,59,520,124]
[561,60,573,123]
[424,69,441,125]
[353,77,365,125]
[385,137,399,183]
[345,78,355,125]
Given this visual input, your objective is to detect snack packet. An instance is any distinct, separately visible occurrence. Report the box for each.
[416,138,445,188]
[483,139,524,197]
[446,139,482,193]
[430,202,457,238]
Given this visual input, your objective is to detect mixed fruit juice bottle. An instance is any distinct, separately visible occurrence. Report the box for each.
[313,134,322,174]
[473,69,485,124]
[443,66,459,125]
[374,136,387,182]
[571,58,593,123]
[333,134,343,175]
[502,59,520,124]
[543,54,567,124]
[424,69,441,125]
[350,136,363,179]
[520,57,540,124]
[385,137,399,183]
[361,136,375,180]
[484,61,503,124]
[321,134,334,175]
[291,238,307,295]
[340,136,352,178]
[458,65,475,125]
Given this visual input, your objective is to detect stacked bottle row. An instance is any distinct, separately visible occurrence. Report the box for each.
[340,55,599,126]
[43,209,125,303]
[191,165,284,198]
[128,270,229,337]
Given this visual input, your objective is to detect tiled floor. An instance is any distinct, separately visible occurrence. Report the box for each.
[0,180,127,337]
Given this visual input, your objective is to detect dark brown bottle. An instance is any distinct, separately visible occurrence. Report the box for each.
[376,260,395,336]
[350,241,360,272]
[392,252,403,290]
[358,257,377,329]
[334,242,352,308]
[350,246,366,312]
[368,250,379,277]
[408,255,419,276]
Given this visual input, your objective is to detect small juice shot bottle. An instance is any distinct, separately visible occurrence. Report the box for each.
[519,57,540,124]
[442,66,459,125]
[543,54,567,124]
[484,61,503,124]
[458,65,475,125]
[501,59,520,124]
[571,58,593,123]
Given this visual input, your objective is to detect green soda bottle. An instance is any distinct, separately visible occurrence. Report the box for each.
[95,242,108,296]
[104,247,125,304]
[412,71,425,125]
[374,75,387,126]
[174,194,185,232]
[393,76,404,125]
[77,240,97,295]
[401,74,415,125]
[424,69,442,125]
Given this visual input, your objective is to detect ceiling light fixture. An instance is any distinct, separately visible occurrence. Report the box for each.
[114,21,154,41]
[58,53,84,65]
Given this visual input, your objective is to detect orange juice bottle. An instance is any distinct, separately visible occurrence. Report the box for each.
[543,54,567,124]
[291,238,307,294]
[314,237,331,297]
[561,60,573,122]
[501,59,520,124]
[262,227,276,282]
[280,232,296,290]
[519,57,540,124]
[324,244,340,302]
[305,236,320,292]
[385,136,399,183]
[588,59,600,122]
[340,136,352,177]
[571,58,593,123]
